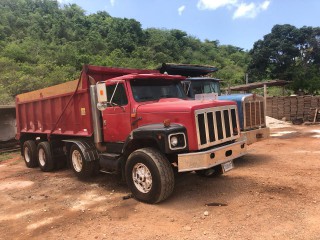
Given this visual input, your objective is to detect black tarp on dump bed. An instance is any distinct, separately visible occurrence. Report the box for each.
[158,63,218,77]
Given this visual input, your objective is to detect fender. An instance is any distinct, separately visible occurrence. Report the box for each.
[63,139,99,162]
[122,123,188,154]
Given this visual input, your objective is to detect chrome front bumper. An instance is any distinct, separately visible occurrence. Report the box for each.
[177,137,247,172]
[242,127,270,145]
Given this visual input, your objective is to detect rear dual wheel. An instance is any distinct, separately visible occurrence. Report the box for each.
[23,140,65,171]
[37,141,55,172]
[22,140,38,168]
[69,144,97,179]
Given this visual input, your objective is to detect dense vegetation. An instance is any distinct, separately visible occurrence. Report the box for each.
[0,0,319,104]
[248,24,320,94]
[0,0,250,104]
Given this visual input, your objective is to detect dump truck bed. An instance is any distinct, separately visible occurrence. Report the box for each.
[15,65,157,140]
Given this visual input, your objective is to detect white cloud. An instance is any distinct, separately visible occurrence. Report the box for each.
[233,0,270,19]
[260,0,270,10]
[178,5,186,16]
[57,0,73,3]
[110,0,116,7]
[197,0,271,19]
[197,0,237,10]
[233,2,256,19]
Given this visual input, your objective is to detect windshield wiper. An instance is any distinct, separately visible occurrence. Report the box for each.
[138,96,156,101]
[159,94,175,99]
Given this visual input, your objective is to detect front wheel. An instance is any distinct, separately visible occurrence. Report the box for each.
[125,148,174,204]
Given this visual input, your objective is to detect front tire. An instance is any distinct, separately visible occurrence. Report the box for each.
[22,140,38,168]
[69,144,96,179]
[125,148,174,204]
[37,141,55,172]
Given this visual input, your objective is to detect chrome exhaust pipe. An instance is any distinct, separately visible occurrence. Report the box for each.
[89,85,107,152]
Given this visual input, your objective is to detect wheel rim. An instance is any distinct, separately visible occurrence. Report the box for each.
[72,150,83,172]
[24,147,31,163]
[132,163,152,193]
[38,148,46,166]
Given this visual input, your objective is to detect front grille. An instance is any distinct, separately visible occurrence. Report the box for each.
[243,98,265,130]
[195,106,240,149]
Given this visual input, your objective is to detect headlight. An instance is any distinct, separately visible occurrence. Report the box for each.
[170,136,178,147]
[168,133,187,150]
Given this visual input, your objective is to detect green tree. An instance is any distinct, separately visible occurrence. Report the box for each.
[248,24,320,93]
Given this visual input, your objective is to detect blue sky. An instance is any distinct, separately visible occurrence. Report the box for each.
[58,0,320,50]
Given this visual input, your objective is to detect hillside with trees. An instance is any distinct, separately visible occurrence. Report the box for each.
[0,0,250,104]
[1,0,320,104]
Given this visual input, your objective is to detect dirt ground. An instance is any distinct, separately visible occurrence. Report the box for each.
[1,124,320,240]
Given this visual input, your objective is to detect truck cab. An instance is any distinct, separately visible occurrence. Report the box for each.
[159,63,270,145]
[183,77,221,97]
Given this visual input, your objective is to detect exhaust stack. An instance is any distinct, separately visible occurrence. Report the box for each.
[89,85,107,152]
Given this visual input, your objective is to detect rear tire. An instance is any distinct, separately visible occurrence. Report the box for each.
[69,144,96,179]
[37,141,55,172]
[22,140,38,168]
[125,148,174,204]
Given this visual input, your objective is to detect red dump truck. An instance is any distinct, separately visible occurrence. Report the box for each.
[16,65,247,203]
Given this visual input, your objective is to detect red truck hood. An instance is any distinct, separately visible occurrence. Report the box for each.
[135,98,237,152]
[136,98,236,113]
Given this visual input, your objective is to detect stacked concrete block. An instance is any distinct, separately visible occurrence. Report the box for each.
[266,95,320,122]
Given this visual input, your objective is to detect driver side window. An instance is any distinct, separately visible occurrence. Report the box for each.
[106,83,128,106]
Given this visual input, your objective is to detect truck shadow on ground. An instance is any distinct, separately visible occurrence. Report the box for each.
[72,170,128,192]
[63,153,274,207]
[38,152,274,211]
[157,154,275,208]
[162,172,248,209]
[163,166,300,211]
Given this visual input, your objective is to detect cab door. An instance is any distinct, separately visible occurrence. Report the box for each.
[102,82,131,142]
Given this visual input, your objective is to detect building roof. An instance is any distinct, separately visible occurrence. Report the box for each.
[0,105,15,109]
[225,80,289,92]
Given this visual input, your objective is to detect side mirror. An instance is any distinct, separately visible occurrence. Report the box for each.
[96,82,108,111]
[97,102,108,111]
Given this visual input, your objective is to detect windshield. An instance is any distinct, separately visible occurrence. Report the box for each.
[190,80,221,96]
[131,79,187,102]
